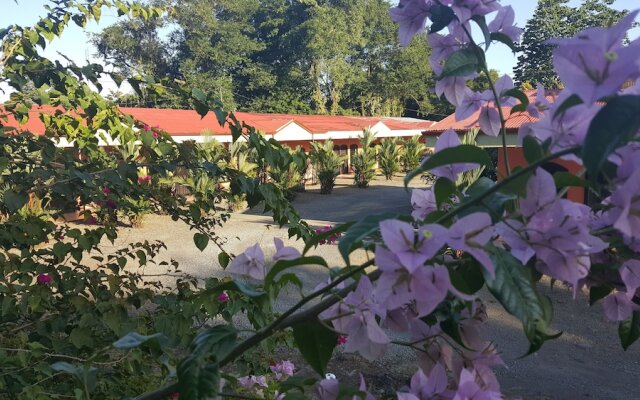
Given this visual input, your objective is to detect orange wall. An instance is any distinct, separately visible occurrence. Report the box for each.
[497,147,585,203]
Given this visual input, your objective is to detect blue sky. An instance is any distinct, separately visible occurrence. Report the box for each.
[1,0,639,101]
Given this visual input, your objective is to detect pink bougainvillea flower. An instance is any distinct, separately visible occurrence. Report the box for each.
[411,188,437,220]
[337,335,347,345]
[152,131,159,138]
[547,10,640,105]
[227,243,266,280]
[273,237,300,261]
[143,124,150,131]
[379,219,446,272]
[217,291,230,303]
[37,273,53,285]
[389,0,433,46]
[102,187,111,195]
[447,212,496,277]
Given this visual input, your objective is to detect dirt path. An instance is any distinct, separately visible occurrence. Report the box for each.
[111,174,639,399]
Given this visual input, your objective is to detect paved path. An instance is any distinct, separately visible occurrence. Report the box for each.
[108,175,639,400]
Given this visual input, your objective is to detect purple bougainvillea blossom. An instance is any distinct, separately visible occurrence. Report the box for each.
[487,5,522,44]
[397,364,451,400]
[227,243,266,280]
[379,220,447,272]
[389,0,434,46]
[273,237,300,261]
[447,212,496,277]
[548,10,640,105]
[411,188,437,220]
[430,129,480,181]
[602,291,638,322]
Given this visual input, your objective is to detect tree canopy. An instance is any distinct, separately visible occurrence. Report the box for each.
[514,0,628,88]
[93,0,442,117]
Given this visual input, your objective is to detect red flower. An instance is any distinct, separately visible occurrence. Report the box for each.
[337,335,347,345]
[37,273,53,285]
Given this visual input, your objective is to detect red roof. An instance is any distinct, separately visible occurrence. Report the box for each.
[423,89,560,134]
[4,105,434,137]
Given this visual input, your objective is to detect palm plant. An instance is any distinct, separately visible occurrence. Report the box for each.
[378,138,401,180]
[401,135,426,172]
[309,140,343,194]
[352,129,377,188]
[456,129,486,189]
[269,146,307,200]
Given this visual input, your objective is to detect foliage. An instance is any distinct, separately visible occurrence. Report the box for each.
[309,140,342,194]
[455,129,486,189]
[352,129,377,188]
[378,138,401,180]
[92,0,442,117]
[268,146,307,201]
[514,0,628,88]
[400,135,426,172]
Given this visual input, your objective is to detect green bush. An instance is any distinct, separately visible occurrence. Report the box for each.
[309,140,343,194]
[378,138,401,180]
[401,135,426,172]
[352,129,378,188]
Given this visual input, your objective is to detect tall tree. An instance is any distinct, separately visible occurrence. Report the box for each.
[514,0,627,88]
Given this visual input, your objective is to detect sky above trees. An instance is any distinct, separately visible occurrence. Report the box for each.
[1,0,638,103]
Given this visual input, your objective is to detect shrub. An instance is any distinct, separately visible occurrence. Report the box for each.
[401,135,426,172]
[309,140,343,194]
[378,138,401,180]
[352,129,377,188]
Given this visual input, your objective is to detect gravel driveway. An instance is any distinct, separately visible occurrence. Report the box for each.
[108,175,640,400]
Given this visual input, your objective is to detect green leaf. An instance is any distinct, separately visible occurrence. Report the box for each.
[553,93,583,119]
[490,32,517,52]
[589,285,613,306]
[582,95,640,181]
[4,190,29,212]
[265,256,328,289]
[619,311,640,351]
[523,136,544,164]
[178,325,237,399]
[193,233,209,252]
[338,213,397,263]
[447,261,485,296]
[70,327,94,349]
[405,145,492,187]
[140,130,155,146]
[440,47,481,78]
[292,319,337,376]
[471,16,491,50]
[218,251,230,268]
[192,88,207,103]
[484,245,561,355]
[433,177,457,209]
[113,332,167,350]
[303,223,353,254]
[505,88,529,109]
[554,172,589,189]
[429,5,456,33]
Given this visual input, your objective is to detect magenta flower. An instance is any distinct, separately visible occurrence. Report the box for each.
[217,291,230,303]
[143,124,150,131]
[227,243,266,280]
[37,273,53,285]
[389,0,434,46]
[273,237,300,261]
[337,335,347,345]
[548,10,640,105]
[102,187,111,195]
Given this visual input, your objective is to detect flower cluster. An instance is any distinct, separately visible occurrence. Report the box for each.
[237,360,295,400]
[314,225,341,245]
[226,238,301,280]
